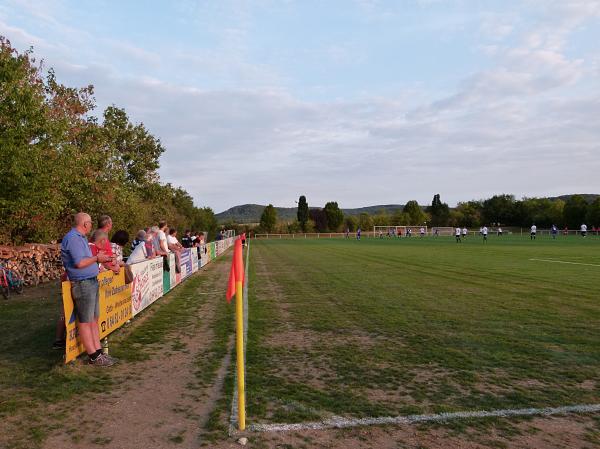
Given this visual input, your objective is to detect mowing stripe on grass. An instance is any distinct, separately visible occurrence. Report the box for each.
[248,403,600,433]
[229,240,251,433]
[529,258,600,267]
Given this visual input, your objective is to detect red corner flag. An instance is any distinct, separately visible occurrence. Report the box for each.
[226,237,245,303]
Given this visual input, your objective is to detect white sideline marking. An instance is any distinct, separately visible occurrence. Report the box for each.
[529,258,600,267]
[248,404,600,433]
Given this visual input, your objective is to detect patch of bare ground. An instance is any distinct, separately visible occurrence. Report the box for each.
[40,259,233,449]
[208,413,600,449]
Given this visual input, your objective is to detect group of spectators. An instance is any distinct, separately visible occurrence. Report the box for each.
[126,223,206,271]
[58,212,209,367]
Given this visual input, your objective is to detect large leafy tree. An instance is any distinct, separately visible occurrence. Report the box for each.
[0,37,217,244]
[482,194,517,225]
[309,208,328,232]
[403,200,426,225]
[563,195,588,228]
[297,195,309,232]
[427,194,450,226]
[260,204,277,233]
[586,198,600,227]
[358,212,373,231]
[323,201,344,231]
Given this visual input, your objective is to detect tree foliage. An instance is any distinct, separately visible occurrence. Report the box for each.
[297,195,309,232]
[427,194,450,226]
[260,204,277,233]
[563,195,588,228]
[323,201,344,231]
[403,200,426,225]
[0,37,215,244]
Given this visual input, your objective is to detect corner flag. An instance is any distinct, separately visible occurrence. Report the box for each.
[226,235,247,430]
[226,236,244,303]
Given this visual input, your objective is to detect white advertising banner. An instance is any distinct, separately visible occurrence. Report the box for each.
[191,247,199,273]
[130,257,164,317]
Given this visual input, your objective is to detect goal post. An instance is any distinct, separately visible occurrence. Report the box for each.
[373,225,427,237]
[372,226,455,236]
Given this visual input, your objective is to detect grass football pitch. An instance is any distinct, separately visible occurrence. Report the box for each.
[245,235,600,427]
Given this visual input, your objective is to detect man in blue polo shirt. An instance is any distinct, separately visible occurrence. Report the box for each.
[61,212,115,366]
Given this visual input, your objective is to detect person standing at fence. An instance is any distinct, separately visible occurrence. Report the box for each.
[130,230,146,252]
[60,213,115,366]
[551,224,558,239]
[110,230,129,267]
[530,224,537,240]
[127,230,156,265]
[357,227,361,240]
[181,230,193,248]
[97,215,120,274]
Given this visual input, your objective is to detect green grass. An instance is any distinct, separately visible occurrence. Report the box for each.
[245,235,600,425]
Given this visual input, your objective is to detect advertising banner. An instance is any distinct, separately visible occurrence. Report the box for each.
[191,247,199,273]
[180,249,192,279]
[163,267,170,293]
[130,257,164,317]
[199,244,207,267]
[63,270,132,363]
[169,253,177,288]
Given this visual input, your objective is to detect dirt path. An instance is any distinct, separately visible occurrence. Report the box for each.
[42,258,234,449]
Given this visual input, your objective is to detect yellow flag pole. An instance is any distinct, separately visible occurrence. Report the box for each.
[235,279,246,430]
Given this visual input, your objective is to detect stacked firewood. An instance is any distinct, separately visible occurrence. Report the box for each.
[0,244,63,286]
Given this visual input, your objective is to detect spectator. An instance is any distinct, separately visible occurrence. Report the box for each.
[154,220,169,255]
[152,223,171,272]
[130,230,146,252]
[127,230,156,265]
[167,228,183,273]
[181,230,193,248]
[60,212,115,366]
[110,230,129,267]
[167,228,183,251]
[89,229,109,271]
[97,215,119,274]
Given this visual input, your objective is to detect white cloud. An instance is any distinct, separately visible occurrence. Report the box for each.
[1,0,600,211]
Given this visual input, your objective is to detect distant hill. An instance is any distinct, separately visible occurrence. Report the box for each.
[549,194,600,203]
[216,204,406,224]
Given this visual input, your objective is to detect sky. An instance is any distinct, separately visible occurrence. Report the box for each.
[1,0,599,212]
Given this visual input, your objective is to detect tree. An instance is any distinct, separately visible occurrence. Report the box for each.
[586,198,600,227]
[563,195,588,228]
[391,210,408,225]
[482,194,516,225]
[309,208,328,232]
[260,204,277,233]
[297,195,309,232]
[358,213,373,231]
[323,201,344,231]
[403,200,426,225]
[453,201,482,227]
[0,36,221,244]
[102,106,164,187]
[373,209,391,226]
[344,215,358,232]
[427,194,450,226]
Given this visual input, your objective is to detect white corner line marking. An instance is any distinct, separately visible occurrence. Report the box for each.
[248,403,600,433]
[529,258,600,267]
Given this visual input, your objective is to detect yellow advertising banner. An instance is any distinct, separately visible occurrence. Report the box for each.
[62,270,132,363]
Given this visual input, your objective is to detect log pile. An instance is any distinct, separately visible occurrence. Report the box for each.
[0,244,63,286]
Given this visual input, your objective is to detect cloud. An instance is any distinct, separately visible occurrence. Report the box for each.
[2,0,600,211]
